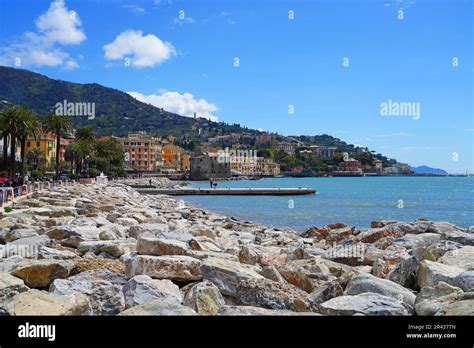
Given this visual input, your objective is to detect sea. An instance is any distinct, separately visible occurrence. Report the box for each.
[180,176,474,232]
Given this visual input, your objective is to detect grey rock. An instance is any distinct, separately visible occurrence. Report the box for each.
[118,298,197,315]
[345,273,416,310]
[122,275,182,309]
[319,292,410,316]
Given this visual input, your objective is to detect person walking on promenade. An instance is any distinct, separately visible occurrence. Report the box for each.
[210,179,213,189]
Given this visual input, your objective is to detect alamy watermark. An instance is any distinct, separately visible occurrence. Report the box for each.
[380,99,420,120]
[0,244,39,258]
[217,147,258,164]
[325,243,365,261]
[55,99,95,120]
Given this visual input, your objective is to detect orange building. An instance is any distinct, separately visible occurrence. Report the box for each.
[118,132,161,171]
[162,144,181,168]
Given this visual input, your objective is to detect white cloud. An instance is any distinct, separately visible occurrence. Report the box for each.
[103,30,176,68]
[128,91,219,122]
[0,0,85,69]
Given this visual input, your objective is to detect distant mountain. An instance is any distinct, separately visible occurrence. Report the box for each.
[412,165,448,175]
[0,66,251,138]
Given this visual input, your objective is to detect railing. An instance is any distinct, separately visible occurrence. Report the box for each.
[0,179,77,208]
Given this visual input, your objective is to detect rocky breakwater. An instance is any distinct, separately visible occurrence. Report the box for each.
[0,183,472,316]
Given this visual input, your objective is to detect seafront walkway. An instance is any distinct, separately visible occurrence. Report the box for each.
[0,178,96,208]
[135,187,316,196]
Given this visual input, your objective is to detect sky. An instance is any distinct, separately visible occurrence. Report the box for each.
[0,0,472,173]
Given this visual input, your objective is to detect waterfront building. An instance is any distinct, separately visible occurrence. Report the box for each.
[118,131,161,171]
[25,132,58,165]
[274,142,295,155]
[338,158,362,173]
[162,144,181,168]
[190,145,231,180]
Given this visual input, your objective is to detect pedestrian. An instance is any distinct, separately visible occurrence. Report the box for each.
[210,179,213,189]
[149,178,152,187]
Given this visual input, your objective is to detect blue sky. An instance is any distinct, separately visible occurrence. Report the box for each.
[0,0,472,173]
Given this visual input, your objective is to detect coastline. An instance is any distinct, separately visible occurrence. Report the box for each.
[0,180,473,316]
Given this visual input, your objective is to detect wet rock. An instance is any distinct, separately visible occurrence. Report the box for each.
[122,275,182,308]
[118,298,196,315]
[123,253,202,281]
[236,278,313,312]
[201,257,264,297]
[319,292,410,316]
[6,289,92,315]
[183,280,225,315]
[11,259,74,288]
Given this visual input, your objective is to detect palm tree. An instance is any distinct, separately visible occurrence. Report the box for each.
[0,107,38,177]
[42,113,73,179]
[75,125,95,142]
[16,107,39,177]
[26,147,46,170]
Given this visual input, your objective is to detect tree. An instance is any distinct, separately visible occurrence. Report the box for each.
[16,107,39,176]
[42,113,73,179]
[0,106,38,177]
[26,147,46,170]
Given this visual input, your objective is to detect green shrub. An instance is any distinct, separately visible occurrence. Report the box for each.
[88,168,101,177]
[31,169,44,179]
[4,207,12,213]
[68,173,80,180]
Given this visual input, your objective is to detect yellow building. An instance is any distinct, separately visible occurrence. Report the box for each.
[181,154,191,171]
[25,132,57,165]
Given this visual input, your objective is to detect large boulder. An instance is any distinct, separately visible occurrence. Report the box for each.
[345,273,416,310]
[319,292,410,316]
[439,246,474,270]
[183,281,225,315]
[46,225,100,247]
[123,253,202,281]
[453,271,474,292]
[415,282,463,316]
[49,269,127,315]
[417,260,464,288]
[6,289,92,315]
[11,260,74,288]
[0,273,29,314]
[436,299,474,315]
[310,281,344,306]
[201,257,264,297]
[77,239,136,257]
[235,278,313,312]
[388,256,420,289]
[122,275,182,309]
[136,235,188,256]
[218,305,319,316]
[118,298,197,315]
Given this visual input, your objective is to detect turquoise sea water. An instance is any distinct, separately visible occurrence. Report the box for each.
[181,177,474,232]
